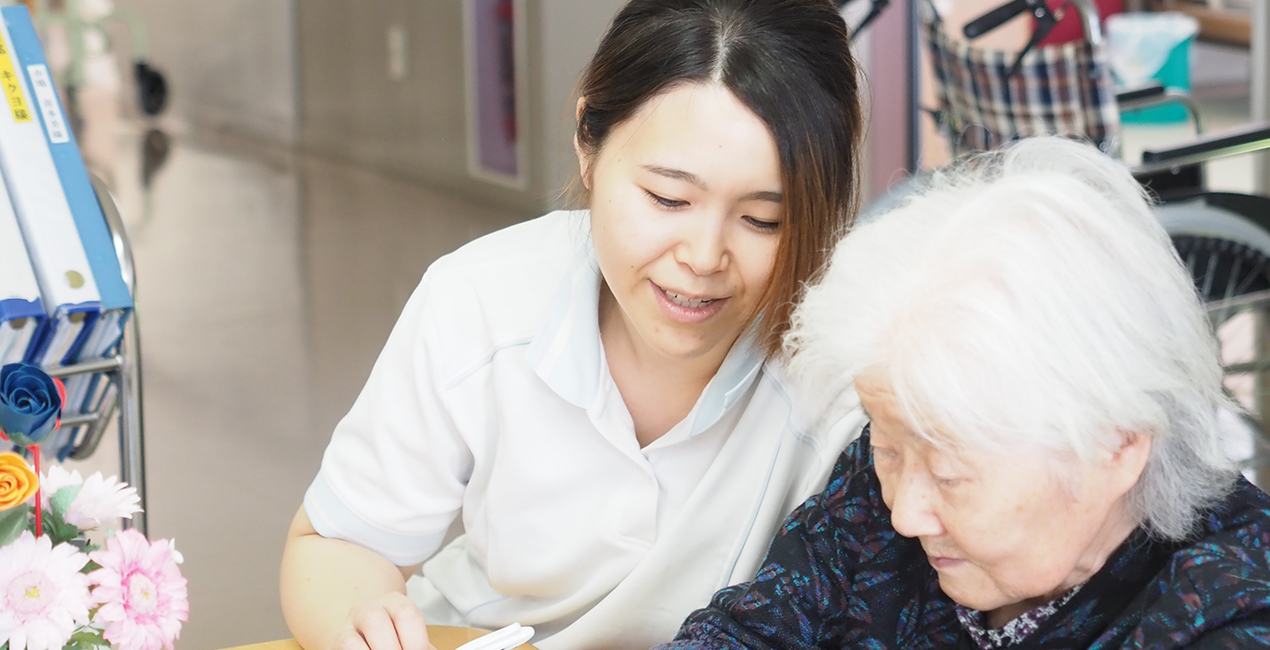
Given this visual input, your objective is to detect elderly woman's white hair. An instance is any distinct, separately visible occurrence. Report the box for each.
[787,136,1239,541]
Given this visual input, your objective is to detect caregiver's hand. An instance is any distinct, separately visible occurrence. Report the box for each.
[281,507,430,650]
[334,593,434,650]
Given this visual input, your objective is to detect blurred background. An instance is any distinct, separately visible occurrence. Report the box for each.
[17,0,1259,648]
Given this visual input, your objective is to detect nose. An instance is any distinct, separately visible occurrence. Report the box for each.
[887,474,944,539]
[676,212,729,276]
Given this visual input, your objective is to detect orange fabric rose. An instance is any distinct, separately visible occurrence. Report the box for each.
[0,452,38,511]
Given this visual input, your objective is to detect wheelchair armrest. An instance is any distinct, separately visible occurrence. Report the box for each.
[1115,82,1166,105]
[1118,85,1204,134]
[1134,122,1270,175]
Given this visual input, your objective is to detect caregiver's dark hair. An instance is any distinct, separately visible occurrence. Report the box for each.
[575,0,864,358]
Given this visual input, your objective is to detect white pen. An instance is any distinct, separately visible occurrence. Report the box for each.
[454,623,536,650]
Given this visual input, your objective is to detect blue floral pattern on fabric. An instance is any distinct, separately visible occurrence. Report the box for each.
[657,426,1270,649]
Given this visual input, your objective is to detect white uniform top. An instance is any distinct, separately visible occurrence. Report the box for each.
[305,210,865,650]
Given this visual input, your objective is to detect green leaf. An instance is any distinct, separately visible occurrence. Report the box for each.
[0,504,31,547]
[41,505,82,545]
[64,629,105,650]
[49,484,83,519]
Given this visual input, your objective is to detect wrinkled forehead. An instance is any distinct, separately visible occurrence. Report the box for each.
[856,368,951,448]
[855,365,1057,464]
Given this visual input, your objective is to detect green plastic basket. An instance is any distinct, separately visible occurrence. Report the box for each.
[1119,34,1193,125]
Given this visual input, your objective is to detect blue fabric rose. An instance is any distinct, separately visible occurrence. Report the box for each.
[0,363,63,448]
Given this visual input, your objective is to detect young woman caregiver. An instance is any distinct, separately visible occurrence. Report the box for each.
[280,1,866,649]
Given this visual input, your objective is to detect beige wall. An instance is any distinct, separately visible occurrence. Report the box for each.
[115,0,299,143]
[297,0,625,215]
[110,0,1034,209]
[289,0,1025,209]
[111,0,626,213]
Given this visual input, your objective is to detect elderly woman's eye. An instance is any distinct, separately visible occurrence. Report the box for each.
[873,447,899,463]
[644,190,686,209]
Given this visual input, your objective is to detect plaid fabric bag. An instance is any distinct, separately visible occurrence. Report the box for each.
[922,2,1121,157]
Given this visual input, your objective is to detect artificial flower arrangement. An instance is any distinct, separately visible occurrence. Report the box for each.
[0,363,187,650]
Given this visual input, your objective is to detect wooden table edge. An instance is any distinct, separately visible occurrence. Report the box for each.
[218,626,537,650]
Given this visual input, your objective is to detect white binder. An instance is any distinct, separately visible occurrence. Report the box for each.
[0,179,43,365]
[0,15,100,368]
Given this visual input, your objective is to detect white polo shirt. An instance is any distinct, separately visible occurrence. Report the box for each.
[305,210,865,650]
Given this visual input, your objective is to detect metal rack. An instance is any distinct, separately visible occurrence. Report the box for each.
[41,174,146,535]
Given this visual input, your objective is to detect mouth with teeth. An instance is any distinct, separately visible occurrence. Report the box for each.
[651,281,728,323]
[662,289,716,309]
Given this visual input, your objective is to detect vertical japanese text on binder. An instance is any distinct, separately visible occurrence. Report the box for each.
[0,35,30,123]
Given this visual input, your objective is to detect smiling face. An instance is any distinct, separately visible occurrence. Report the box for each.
[854,370,1149,624]
[579,83,783,364]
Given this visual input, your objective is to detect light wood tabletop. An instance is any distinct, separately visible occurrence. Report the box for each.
[219,626,538,650]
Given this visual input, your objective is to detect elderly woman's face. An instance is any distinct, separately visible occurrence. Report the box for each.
[855,371,1148,621]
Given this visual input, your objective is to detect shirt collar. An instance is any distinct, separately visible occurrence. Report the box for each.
[690,327,764,435]
[524,237,765,437]
[523,241,604,410]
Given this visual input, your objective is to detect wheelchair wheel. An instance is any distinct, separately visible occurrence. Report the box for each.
[1157,193,1270,309]
[1158,192,1270,485]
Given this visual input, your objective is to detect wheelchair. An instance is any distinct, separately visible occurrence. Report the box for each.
[847,0,1270,481]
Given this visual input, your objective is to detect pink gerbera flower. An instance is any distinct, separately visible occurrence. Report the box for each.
[88,529,188,650]
[0,532,92,650]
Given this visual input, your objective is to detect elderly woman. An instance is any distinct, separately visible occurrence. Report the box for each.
[657,137,1270,649]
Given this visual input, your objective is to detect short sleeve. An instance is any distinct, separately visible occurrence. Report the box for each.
[304,270,474,566]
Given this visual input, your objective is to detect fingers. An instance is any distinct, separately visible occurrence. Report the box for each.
[383,593,432,650]
[352,604,400,650]
[332,627,371,650]
[339,594,432,650]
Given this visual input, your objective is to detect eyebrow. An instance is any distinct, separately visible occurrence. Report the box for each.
[643,165,782,203]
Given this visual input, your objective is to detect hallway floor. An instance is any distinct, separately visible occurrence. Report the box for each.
[67,127,528,650]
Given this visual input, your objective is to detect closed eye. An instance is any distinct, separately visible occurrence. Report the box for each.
[873,447,899,464]
[744,215,781,232]
[644,190,687,209]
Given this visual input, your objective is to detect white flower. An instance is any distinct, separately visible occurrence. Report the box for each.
[37,467,80,498]
[0,532,92,650]
[40,467,142,530]
[165,540,183,565]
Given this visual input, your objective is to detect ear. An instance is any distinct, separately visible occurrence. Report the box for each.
[1106,431,1153,498]
[574,96,592,190]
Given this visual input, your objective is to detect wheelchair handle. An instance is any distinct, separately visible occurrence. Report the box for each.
[1115,82,1167,104]
[835,0,892,40]
[964,0,1036,39]
[1135,122,1270,175]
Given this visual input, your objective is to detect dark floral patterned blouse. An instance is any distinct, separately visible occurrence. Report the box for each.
[658,427,1270,650]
